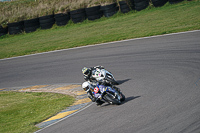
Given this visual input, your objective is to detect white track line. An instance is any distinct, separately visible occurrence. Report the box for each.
[34,102,94,133]
[1,30,199,61]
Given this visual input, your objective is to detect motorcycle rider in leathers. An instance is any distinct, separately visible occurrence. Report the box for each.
[82,66,119,105]
[82,81,104,105]
[82,66,104,83]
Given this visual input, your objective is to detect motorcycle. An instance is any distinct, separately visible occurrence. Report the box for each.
[93,83,125,105]
[91,67,119,85]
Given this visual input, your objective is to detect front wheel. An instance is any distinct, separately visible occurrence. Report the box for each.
[103,93,121,105]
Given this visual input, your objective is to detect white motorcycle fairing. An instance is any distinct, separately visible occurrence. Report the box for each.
[91,68,118,85]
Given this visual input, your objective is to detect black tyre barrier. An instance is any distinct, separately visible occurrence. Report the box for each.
[134,0,149,11]
[24,18,40,33]
[129,0,135,10]
[152,0,168,7]
[8,26,24,35]
[86,10,102,16]
[70,8,85,14]
[25,25,40,33]
[85,5,103,21]
[39,14,55,29]
[101,3,119,17]
[54,13,70,26]
[40,22,55,29]
[85,5,101,12]
[119,1,127,5]
[39,18,55,24]
[87,13,103,20]
[119,1,131,13]
[39,14,54,20]
[101,3,117,10]
[71,17,85,24]
[169,0,184,4]
[24,18,39,27]
[0,26,8,37]
[70,8,86,23]
[134,0,148,3]
[71,12,86,18]
[8,21,24,35]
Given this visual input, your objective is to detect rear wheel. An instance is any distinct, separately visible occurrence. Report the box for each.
[120,92,125,101]
[106,75,119,85]
[107,78,119,85]
[104,92,121,105]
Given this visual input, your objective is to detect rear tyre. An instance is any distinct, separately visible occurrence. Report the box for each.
[107,78,119,85]
[104,93,121,105]
[106,75,119,85]
[120,92,125,101]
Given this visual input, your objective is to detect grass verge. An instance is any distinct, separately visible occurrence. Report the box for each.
[0,91,75,133]
[0,1,200,59]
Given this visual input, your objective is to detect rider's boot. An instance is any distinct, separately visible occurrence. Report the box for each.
[96,99,104,106]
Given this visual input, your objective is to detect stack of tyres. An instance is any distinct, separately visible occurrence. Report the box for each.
[85,5,103,21]
[70,9,86,24]
[169,0,184,4]
[134,0,149,11]
[24,18,40,33]
[129,0,135,10]
[54,13,70,26]
[152,0,168,7]
[0,26,8,37]
[39,14,55,29]
[8,21,24,35]
[101,3,119,17]
[119,1,131,13]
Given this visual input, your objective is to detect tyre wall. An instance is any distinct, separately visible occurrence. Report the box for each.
[1,0,186,36]
[85,5,103,21]
[119,1,131,13]
[39,14,55,30]
[70,8,86,24]
[0,26,8,37]
[7,21,24,35]
[101,3,119,17]
[24,18,40,33]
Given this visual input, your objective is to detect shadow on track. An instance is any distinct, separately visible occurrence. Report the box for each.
[121,96,141,105]
[100,96,141,107]
[117,79,131,85]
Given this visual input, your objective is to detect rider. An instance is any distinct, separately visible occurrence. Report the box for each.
[82,81,104,106]
[82,66,104,83]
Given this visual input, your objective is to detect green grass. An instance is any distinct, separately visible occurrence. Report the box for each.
[0,0,200,59]
[0,91,75,133]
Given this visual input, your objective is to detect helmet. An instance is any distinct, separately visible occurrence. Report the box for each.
[82,82,91,91]
[82,67,90,76]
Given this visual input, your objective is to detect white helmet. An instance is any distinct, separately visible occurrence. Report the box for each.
[82,82,91,92]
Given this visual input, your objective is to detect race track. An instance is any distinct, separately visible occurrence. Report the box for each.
[0,31,200,133]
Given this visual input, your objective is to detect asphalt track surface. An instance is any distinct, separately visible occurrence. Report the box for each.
[0,31,200,133]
